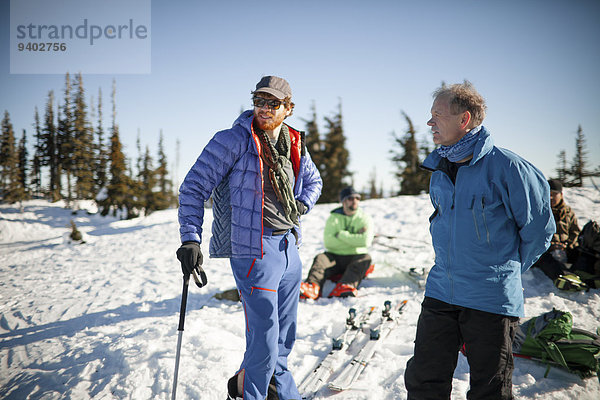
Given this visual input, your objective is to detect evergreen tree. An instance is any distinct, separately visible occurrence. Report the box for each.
[302,101,325,174]
[101,121,130,217]
[130,130,145,210]
[30,107,43,196]
[366,167,383,199]
[320,101,350,203]
[42,91,61,201]
[72,73,95,199]
[0,111,14,189]
[140,145,158,215]
[94,88,108,193]
[155,130,175,210]
[555,150,568,183]
[0,111,24,203]
[135,130,143,178]
[18,129,29,199]
[559,125,600,187]
[58,72,74,203]
[98,80,135,218]
[570,125,587,187]
[390,111,431,195]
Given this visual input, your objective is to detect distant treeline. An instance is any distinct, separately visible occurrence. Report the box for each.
[0,76,440,213]
[553,125,600,188]
[0,73,176,218]
[5,76,592,215]
[302,102,433,201]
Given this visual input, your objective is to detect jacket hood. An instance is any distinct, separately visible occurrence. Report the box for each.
[423,126,494,170]
[232,110,254,132]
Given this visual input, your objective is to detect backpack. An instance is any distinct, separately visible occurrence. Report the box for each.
[512,309,600,380]
[579,220,600,255]
[572,220,600,289]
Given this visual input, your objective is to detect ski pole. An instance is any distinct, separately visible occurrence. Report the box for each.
[375,233,397,239]
[373,239,402,252]
[171,273,191,400]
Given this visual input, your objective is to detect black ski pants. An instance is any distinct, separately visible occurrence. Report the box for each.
[405,297,519,400]
[306,252,371,288]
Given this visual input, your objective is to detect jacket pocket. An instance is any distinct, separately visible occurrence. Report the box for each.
[464,196,478,240]
[480,197,491,246]
[477,191,504,248]
[250,286,277,295]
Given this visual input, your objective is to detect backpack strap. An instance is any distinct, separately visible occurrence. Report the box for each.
[535,339,570,377]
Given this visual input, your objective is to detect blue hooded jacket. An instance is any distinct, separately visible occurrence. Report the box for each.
[421,127,554,317]
[178,110,322,258]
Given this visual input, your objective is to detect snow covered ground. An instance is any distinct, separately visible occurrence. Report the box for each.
[1,188,599,399]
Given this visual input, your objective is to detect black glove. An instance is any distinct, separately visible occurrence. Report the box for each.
[176,241,208,287]
[296,200,308,215]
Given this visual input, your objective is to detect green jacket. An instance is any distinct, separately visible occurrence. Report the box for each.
[323,207,373,255]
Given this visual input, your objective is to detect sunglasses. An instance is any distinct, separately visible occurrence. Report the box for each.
[253,97,285,110]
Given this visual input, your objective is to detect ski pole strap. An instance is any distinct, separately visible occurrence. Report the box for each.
[192,267,207,288]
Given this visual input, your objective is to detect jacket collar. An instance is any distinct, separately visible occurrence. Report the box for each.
[422,126,494,171]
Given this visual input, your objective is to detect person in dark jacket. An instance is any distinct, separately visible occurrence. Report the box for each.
[299,186,374,299]
[404,81,554,400]
[533,179,581,281]
[176,76,322,400]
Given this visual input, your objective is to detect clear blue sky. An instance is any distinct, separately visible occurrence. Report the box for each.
[2,0,599,194]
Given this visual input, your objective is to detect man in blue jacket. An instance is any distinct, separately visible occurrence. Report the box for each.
[404,81,554,400]
[176,76,322,400]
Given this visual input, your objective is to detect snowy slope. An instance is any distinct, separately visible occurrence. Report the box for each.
[1,188,599,399]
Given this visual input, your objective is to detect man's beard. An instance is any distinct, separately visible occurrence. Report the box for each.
[254,109,286,131]
[345,203,358,214]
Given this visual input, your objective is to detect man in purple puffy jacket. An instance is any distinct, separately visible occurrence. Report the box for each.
[177,76,322,400]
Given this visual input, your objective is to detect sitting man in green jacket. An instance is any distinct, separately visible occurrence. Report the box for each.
[300,187,374,299]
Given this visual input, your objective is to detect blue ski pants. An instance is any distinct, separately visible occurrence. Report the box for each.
[230,230,302,400]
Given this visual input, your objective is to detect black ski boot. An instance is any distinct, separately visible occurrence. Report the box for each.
[226,375,242,400]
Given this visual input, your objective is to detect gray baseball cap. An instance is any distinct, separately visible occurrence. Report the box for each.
[253,76,292,100]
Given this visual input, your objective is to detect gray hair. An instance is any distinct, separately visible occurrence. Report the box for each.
[433,80,487,127]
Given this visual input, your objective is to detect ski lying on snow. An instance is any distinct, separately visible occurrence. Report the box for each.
[380,261,428,289]
[405,267,427,289]
[299,306,378,399]
[327,300,408,392]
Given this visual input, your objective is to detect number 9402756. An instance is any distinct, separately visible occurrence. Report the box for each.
[18,42,66,51]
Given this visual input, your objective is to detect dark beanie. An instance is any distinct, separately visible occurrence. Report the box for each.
[339,186,359,202]
[548,179,563,192]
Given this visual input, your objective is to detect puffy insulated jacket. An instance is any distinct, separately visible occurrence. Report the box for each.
[421,127,555,317]
[178,110,322,258]
[323,207,373,255]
